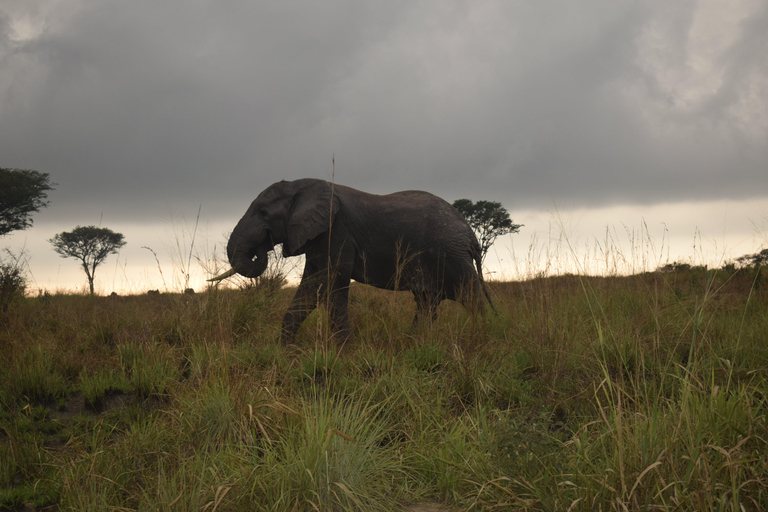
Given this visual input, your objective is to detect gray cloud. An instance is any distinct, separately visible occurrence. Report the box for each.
[1,0,766,226]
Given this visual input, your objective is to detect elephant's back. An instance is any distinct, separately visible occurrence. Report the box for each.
[340,185,475,243]
[384,190,463,216]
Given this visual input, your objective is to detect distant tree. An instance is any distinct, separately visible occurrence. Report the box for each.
[736,248,768,268]
[452,199,522,263]
[657,262,693,273]
[49,226,126,294]
[0,168,55,237]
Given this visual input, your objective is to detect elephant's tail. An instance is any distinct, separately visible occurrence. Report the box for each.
[473,249,497,315]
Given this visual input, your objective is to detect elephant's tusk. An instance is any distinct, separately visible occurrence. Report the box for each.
[207,267,238,282]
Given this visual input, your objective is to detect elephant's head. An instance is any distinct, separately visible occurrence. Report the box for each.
[210,179,340,281]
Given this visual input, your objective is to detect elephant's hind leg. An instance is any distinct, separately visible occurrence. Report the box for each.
[463,282,487,319]
[456,279,489,342]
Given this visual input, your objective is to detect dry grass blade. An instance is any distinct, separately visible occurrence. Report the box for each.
[628,461,662,502]
[334,482,364,507]
[201,485,231,512]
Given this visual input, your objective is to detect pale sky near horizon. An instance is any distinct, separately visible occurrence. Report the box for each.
[2,0,766,294]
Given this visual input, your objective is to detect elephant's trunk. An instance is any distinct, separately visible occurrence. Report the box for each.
[228,243,270,278]
[226,221,272,279]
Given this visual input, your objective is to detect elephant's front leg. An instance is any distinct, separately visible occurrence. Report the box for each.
[281,268,322,343]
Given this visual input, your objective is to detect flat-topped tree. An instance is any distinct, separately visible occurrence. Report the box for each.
[49,226,126,294]
[0,168,55,237]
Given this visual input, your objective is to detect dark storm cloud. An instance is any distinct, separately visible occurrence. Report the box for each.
[1,1,404,216]
[1,0,766,224]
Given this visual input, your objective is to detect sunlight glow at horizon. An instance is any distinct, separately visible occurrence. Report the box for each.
[5,198,765,296]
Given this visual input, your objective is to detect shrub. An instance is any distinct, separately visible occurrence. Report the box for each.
[0,252,27,312]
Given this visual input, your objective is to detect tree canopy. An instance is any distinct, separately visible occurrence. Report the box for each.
[452,199,522,263]
[0,168,55,236]
[49,226,126,294]
[736,248,768,268]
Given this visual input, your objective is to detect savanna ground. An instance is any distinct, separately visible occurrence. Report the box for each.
[1,265,767,511]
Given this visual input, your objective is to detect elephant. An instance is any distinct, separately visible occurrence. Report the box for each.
[210,178,493,343]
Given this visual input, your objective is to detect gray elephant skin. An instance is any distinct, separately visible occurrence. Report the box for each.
[214,178,492,343]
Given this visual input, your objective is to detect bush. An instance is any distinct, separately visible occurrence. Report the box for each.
[0,251,27,312]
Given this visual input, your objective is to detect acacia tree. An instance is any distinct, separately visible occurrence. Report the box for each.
[736,248,768,268]
[49,226,126,294]
[452,199,522,263]
[0,168,55,236]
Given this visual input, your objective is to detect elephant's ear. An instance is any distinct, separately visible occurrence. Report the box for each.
[284,179,341,256]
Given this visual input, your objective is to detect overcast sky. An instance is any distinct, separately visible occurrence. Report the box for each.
[1,0,767,292]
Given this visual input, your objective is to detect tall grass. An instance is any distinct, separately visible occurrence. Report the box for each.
[246,389,406,511]
[0,252,766,510]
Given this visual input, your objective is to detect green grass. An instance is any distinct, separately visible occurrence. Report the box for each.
[246,390,407,511]
[79,369,131,411]
[0,267,767,510]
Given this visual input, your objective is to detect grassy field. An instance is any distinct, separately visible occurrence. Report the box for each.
[1,265,767,511]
